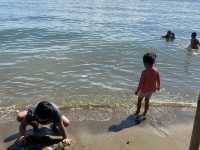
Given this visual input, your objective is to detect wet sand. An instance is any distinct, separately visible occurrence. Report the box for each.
[0,105,195,150]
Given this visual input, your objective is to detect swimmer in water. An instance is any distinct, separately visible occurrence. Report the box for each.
[189,32,200,49]
[162,30,175,41]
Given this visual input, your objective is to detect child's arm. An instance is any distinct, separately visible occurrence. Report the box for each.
[156,71,160,91]
[17,118,28,144]
[135,71,145,95]
[57,121,71,145]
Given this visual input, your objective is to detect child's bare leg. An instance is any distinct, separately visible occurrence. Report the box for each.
[135,96,143,115]
[143,98,150,116]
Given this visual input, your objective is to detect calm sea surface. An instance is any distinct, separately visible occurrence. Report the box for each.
[0,0,200,107]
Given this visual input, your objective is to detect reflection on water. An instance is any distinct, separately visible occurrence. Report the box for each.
[184,50,192,74]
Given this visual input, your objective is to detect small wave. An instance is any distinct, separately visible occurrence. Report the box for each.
[45,72,55,75]
[90,82,124,91]
[112,66,133,74]
[0,100,196,113]
[11,81,36,87]
[0,99,197,123]
[193,52,200,55]
[0,62,17,66]
[150,100,196,108]
[45,56,70,61]
[13,76,44,82]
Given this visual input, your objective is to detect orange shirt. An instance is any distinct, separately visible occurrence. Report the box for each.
[136,67,160,93]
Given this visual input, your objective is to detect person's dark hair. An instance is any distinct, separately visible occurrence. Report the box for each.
[167,30,172,34]
[34,101,54,121]
[191,32,197,38]
[143,52,157,66]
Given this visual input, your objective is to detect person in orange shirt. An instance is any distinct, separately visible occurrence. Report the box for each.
[190,32,200,49]
[135,52,160,116]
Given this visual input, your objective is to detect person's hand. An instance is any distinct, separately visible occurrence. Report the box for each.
[62,138,72,146]
[16,136,26,145]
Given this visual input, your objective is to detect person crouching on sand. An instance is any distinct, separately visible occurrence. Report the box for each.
[135,52,160,116]
[16,101,72,145]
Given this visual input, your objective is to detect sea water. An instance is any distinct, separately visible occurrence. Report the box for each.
[0,0,200,108]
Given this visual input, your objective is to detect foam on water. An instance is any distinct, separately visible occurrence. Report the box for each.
[0,98,197,123]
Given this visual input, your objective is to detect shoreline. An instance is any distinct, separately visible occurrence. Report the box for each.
[0,99,197,123]
[0,104,195,150]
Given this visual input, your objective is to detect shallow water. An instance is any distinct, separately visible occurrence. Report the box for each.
[0,0,200,107]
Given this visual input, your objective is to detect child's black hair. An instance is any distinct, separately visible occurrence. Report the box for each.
[143,52,157,66]
[34,101,54,121]
[192,32,197,38]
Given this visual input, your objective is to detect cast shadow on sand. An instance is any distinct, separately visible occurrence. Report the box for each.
[5,127,64,150]
[108,114,145,132]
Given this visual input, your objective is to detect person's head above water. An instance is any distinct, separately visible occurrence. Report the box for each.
[191,32,197,38]
[167,30,172,35]
[34,101,54,123]
[143,52,157,67]
[162,30,175,40]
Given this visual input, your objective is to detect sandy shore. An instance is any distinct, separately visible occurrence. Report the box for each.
[0,105,195,150]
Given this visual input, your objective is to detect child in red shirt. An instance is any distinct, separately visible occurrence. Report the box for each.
[135,52,160,116]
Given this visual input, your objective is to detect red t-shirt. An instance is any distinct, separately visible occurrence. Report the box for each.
[136,67,160,93]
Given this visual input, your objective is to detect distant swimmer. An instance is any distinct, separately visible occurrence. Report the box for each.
[162,30,175,41]
[189,32,200,49]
